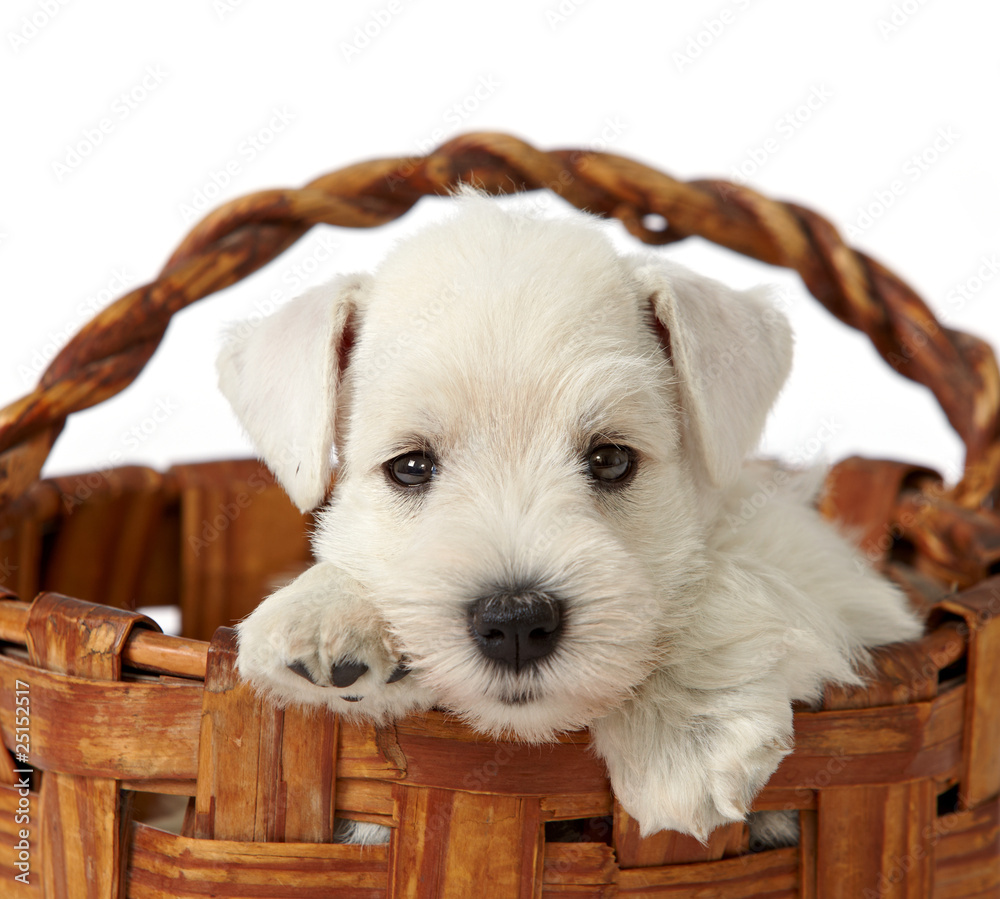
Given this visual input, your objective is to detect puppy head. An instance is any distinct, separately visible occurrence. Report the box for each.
[218,197,792,739]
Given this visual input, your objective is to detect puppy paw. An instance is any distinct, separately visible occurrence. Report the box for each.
[236,562,436,720]
[591,675,793,841]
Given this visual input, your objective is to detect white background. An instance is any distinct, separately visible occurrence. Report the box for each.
[2,0,997,486]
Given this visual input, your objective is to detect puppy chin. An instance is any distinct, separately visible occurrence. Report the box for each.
[414,654,642,743]
[451,689,608,743]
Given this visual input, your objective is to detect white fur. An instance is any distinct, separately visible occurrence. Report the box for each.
[219,197,923,841]
[218,274,367,512]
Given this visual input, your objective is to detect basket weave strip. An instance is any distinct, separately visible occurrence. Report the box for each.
[1,131,999,510]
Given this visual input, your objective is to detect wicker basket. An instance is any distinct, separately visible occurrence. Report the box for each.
[0,133,998,898]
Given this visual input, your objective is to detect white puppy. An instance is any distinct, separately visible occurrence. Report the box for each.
[219,196,922,842]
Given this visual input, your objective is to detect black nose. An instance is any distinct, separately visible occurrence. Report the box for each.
[468,591,563,671]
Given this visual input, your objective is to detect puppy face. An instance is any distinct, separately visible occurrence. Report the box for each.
[319,212,706,739]
[218,197,792,741]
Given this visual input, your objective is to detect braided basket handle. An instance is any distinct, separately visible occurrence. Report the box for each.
[2,131,998,511]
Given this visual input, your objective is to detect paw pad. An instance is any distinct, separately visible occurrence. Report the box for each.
[331,659,369,688]
[287,660,319,685]
[386,661,410,683]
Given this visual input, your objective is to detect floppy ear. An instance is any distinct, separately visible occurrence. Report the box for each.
[216,274,370,512]
[636,260,793,488]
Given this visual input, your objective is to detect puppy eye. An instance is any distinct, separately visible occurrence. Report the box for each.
[586,444,635,485]
[386,452,437,488]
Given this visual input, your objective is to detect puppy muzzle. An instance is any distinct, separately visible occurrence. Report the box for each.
[467,589,563,672]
